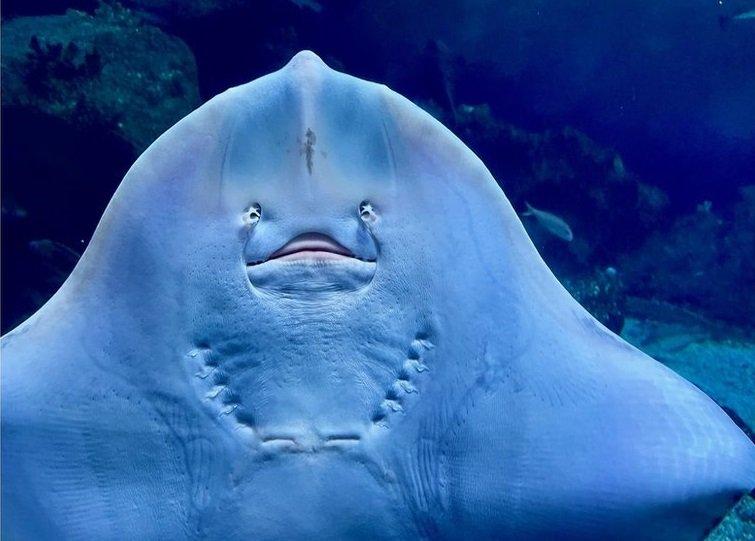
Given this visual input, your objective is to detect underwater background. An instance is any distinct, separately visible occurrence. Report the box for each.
[1,0,754,534]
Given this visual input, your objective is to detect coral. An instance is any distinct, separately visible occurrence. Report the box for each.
[704,491,755,541]
[121,0,251,21]
[454,103,668,274]
[562,267,626,333]
[2,3,199,152]
[25,36,102,97]
[1,3,200,331]
[621,186,755,329]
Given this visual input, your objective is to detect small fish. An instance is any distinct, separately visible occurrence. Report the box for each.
[28,239,81,262]
[291,0,323,12]
[612,155,626,178]
[696,200,713,213]
[28,239,80,272]
[522,202,574,242]
[719,8,755,29]
[1,199,28,220]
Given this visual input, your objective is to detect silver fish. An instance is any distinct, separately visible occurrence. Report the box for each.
[734,8,755,20]
[291,0,323,12]
[28,239,81,264]
[719,8,755,29]
[522,202,574,242]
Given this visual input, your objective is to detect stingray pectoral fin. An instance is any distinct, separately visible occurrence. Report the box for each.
[1,324,198,539]
[440,340,754,540]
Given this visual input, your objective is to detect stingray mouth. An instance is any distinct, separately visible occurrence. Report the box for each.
[248,233,370,265]
[246,233,377,295]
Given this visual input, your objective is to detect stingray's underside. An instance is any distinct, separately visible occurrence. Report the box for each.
[1,51,753,540]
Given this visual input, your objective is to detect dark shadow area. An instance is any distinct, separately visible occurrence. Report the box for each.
[1,107,133,332]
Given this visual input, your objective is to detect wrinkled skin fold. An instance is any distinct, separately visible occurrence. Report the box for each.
[2,51,753,540]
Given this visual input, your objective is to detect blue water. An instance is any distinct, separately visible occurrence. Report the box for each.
[2,0,754,436]
[1,1,753,536]
[2,4,753,332]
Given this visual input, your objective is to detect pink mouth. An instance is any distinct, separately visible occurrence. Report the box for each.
[266,233,356,262]
[245,232,377,294]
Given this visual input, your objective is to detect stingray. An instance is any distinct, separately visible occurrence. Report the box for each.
[2,51,753,540]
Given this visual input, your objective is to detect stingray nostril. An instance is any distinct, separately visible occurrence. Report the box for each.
[246,202,262,225]
[359,200,377,223]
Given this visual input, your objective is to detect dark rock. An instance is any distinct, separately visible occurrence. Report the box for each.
[454,103,668,275]
[621,186,755,329]
[0,105,135,333]
[121,0,247,22]
[121,0,321,24]
[2,3,200,153]
[1,3,200,332]
[704,490,755,541]
[562,267,626,333]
